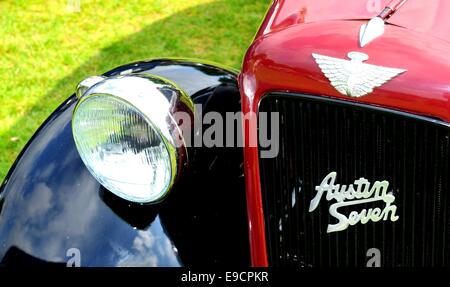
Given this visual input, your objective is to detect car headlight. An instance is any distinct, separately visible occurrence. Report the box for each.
[72,73,193,204]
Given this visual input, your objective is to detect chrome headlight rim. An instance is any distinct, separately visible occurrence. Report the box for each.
[72,73,193,204]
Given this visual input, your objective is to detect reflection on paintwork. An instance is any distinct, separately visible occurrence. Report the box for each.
[0,98,181,266]
[114,219,180,267]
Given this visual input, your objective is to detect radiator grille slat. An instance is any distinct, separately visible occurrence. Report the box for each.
[258,93,450,267]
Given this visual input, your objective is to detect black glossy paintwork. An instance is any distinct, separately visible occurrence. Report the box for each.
[0,60,249,267]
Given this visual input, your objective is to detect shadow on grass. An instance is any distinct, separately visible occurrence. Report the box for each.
[1,0,268,180]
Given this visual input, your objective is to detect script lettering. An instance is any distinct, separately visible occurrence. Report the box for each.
[310,172,399,233]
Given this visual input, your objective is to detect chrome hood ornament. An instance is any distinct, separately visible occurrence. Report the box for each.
[359,17,385,48]
[360,0,408,47]
[312,52,406,98]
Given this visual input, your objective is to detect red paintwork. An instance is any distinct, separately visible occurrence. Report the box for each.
[240,0,450,267]
[257,0,450,43]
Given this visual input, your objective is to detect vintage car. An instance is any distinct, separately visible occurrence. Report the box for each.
[0,0,449,267]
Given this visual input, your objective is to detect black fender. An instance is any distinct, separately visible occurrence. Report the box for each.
[0,59,249,267]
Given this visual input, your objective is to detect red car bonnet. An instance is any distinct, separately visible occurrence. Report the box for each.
[257,0,450,44]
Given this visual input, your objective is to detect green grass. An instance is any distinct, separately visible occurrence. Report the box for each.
[0,0,269,181]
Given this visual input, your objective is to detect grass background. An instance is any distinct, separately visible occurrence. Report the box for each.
[0,0,268,181]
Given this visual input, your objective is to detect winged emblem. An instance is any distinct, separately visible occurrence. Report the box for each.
[312,52,406,98]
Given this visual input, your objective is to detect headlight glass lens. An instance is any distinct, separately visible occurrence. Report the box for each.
[72,94,172,203]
